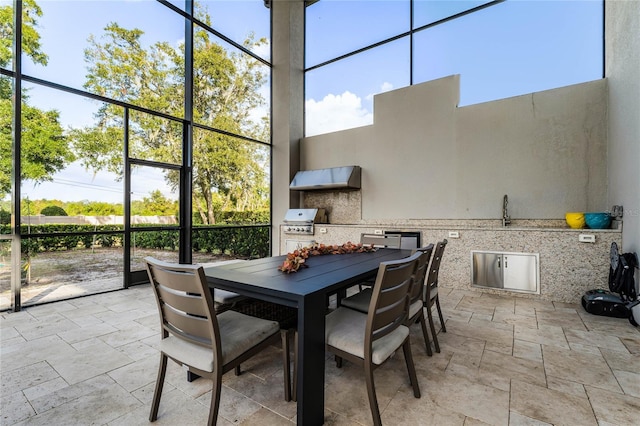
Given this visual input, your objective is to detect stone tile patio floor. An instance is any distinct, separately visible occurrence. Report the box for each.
[2,285,640,425]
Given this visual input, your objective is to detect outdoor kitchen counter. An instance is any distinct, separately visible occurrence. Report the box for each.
[280,223,622,303]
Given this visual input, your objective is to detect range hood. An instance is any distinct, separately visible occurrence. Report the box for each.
[289,166,361,191]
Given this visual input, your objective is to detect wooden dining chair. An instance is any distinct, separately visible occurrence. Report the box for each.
[353,233,403,293]
[405,244,435,354]
[339,245,436,355]
[144,257,292,426]
[324,251,422,426]
[423,239,448,353]
[360,233,402,249]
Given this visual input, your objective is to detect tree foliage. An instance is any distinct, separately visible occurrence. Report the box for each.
[0,0,73,198]
[40,205,67,216]
[64,200,122,216]
[0,208,9,224]
[0,0,48,68]
[132,190,178,216]
[73,5,270,224]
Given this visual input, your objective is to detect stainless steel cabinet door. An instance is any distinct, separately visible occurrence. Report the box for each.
[472,251,539,293]
[472,252,503,288]
[503,254,538,292]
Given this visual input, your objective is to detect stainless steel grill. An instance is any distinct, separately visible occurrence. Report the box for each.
[283,208,327,235]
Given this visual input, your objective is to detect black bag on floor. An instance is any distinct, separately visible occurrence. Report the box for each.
[582,242,639,326]
[581,289,630,318]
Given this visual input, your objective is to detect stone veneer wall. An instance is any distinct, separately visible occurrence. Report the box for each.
[280,224,622,303]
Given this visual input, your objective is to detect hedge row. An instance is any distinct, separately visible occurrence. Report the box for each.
[193,226,270,258]
[216,210,269,224]
[1,224,270,258]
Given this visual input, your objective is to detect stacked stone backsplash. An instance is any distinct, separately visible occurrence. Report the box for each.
[302,191,361,224]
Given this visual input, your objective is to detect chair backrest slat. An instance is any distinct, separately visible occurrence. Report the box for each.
[157,284,209,318]
[373,276,409,324]
[162,304,213,345]
[361,233,402,249]
[425,240,448,302]
[151,266,199,293]
[366,252,420,348]
[409,244,434,305]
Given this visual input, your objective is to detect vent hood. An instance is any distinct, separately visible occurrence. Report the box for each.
[289,166,361,191]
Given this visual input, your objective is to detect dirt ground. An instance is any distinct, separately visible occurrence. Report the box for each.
[0,247,236,293]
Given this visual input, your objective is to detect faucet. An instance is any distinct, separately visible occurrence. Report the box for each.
[502,194,511,227]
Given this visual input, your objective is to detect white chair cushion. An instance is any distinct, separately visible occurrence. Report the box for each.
[340,288,372,313]
[218,311,280,363]
[213,289,246,304]
[200,260,248,304]
[408,300,423,318]
[160,310,279,372]
[424,285,438,302]
[160,335,215,372]
[325,307,409,365]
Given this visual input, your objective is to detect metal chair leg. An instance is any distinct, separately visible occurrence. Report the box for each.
[292,329,298,402]
[426,304,440,353]
[435,296,446,332]
[281,329,292,402]
[364,362,382,426]
[418,312,433,356]
[402,339,421,398]
[149,353,168,422]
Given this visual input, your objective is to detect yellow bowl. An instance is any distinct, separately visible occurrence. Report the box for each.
[565,212,586,229]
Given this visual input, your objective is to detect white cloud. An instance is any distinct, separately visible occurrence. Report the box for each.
[365,82,394,102]
[380,81,394,93]
[305,91,373,137]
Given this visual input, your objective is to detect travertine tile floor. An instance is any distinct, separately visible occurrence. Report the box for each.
[2,285,640,425]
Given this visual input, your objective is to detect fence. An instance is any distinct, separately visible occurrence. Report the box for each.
[20,215,178,225]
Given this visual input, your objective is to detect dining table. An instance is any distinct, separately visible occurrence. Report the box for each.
[203,247,412,425]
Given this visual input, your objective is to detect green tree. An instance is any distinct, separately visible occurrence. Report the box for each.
[65,200,122,216]
[133,190,178,216]
[40,205,67,216]
[73,4,269,225]
[1,0,48,94]
[0,208,9,224]
[0,0,74,198]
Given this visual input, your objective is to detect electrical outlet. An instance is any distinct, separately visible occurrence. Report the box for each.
[448,231,460,239]
[374,229,383,235]
[319,227,327,234]
[579,234,595,243]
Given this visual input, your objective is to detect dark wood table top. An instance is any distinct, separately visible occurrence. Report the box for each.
[203,248,412,305]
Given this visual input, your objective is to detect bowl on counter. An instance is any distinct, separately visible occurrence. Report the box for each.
[584,212,611,229]
[565,212,586,229]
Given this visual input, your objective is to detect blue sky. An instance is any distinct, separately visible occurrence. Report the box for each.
[5,0,603,203]
[304,0,603,135]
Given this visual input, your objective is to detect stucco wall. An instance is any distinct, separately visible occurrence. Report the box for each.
[300,76,608,222]
[271,0,305,254]
[606,0,640,255]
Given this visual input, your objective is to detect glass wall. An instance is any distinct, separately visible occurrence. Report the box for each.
[305,37,409,136]
[2,0,272,310]
[305,0,604,136]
